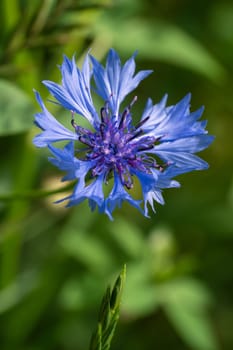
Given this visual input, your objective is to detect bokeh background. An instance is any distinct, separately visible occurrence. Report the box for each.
[0,0,233,349]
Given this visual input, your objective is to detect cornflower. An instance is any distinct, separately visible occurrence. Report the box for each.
[33,49,214,219]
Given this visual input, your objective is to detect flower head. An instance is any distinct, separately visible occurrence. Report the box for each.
[33,49,214,219]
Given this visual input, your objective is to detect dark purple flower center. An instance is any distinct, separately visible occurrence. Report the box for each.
[72,98,163,189]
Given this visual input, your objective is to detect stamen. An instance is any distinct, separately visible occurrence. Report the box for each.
[71,111,76,129]
[117,166,133,189]
[47,99,61,106]
[119,108,129,129]
[154,161,170,172]
[75,147,90,153]
[129,95,138,109]
[100,107,109,123]
[119,96,137,129]
[100,123,105,137]
[104,99,110,112]
[79,135,93,147]
[126,129,143,142]
[73,124,91,136]
[124,174,134,189]
[135,115,150,130]
[137,144,154,152]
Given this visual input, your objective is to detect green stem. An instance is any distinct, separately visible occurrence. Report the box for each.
[1,138,37,288]
[0,182,74,201]
[1,0,19,35]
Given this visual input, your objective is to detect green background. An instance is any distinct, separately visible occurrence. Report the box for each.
[0,0,232,349]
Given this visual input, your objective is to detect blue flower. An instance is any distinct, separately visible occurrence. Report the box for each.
[33,49,214,219]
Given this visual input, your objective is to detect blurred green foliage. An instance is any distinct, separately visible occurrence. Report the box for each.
[0,0,233,349]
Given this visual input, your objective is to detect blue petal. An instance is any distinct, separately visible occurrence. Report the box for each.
[33,91,78,147]
[134,169,179,217]
[66,173,105,211]
[154,151,209,169]
[48,142,77,181]
[141,95,168,127]
[153,135,215,153]
[48,142,93,181]
[150,135,214,169]
[105,172,143,220]
[90,49,152,116]
[141,94,211,140]
[43,55,99,125]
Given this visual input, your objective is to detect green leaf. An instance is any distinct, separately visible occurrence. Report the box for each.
[165,303,218,350]
[56,9,100,27]
[122,262,159,316]
[161,278,218,350]
[123,283,158,317]
[97,19,226,83]
[59,229,114,272]
[0,80,34,136]
[0,272,36,314]
[108,218,144,258]
[159,278,213,309]
[4,255,66,345]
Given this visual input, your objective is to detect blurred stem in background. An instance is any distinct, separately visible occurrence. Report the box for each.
[1,137,37,287]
